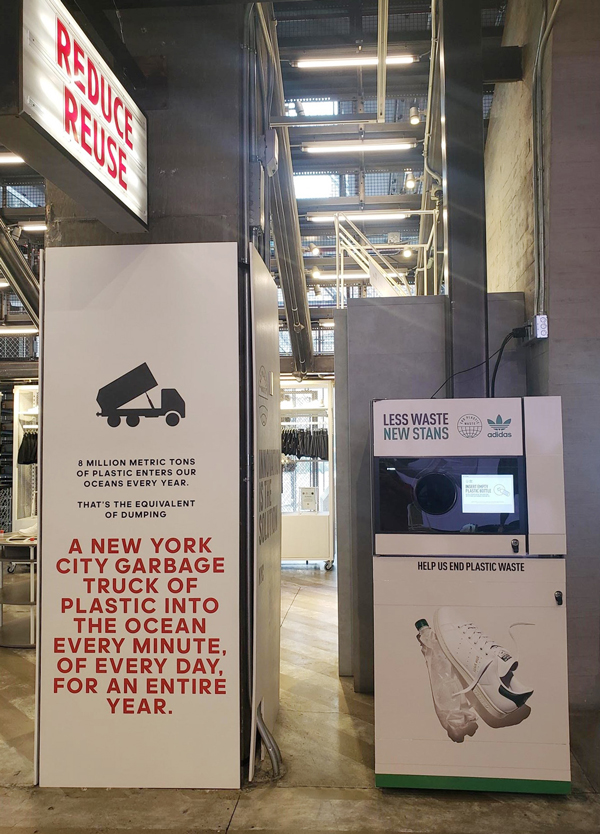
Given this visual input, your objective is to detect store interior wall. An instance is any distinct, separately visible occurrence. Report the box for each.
[335,293,527,693]
[45,4,244,247]
[335,295,449,693]
[485,0,600,710]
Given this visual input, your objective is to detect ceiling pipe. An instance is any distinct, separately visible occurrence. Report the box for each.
[257,3,313,376]
[416,0,443,292]
[0,217,40,327]
[533,0,564,316]
[376,0,389,123]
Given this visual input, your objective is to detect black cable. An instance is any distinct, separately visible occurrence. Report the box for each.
[430,326,528,399]
[490,333,515,398]
[430,344,504,399]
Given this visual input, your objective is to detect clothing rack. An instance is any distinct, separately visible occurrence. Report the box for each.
[281,426,329,461]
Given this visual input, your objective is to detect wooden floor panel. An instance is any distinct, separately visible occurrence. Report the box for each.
[275,568,375,788]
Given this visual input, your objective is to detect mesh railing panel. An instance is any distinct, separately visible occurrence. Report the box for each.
[362,11,431,33]
[277,15,350,38]
[1,180,45,208]
[0,487,11,531]
[0,337,28,359]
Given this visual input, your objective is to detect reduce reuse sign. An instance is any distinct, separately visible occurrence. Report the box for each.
[38,243,240,788]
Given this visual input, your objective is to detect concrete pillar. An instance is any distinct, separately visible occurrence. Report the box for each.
[42,2,253,751]
[544,0,600,709]
[439,0,489,397]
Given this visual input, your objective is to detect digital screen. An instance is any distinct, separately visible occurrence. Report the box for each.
[461,474,515,514]
[375,457,526,535]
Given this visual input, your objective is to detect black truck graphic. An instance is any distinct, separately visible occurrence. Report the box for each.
[96,364,185,427]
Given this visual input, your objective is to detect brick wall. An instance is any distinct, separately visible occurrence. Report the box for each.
[485,0,546,312]
[486,0,600,710]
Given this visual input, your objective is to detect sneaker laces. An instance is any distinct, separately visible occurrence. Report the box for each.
[452,622,534,698]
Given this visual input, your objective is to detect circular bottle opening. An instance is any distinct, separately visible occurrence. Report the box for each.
[414,472,457,515]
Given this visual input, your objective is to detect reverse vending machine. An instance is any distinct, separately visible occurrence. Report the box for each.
[372,397,570,794]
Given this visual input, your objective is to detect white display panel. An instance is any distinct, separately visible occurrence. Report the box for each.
[372,398,523,457]
[22,0,147,225]
[39,243,240,788]
[248,246,281,781]
[461,474,515,514]
[373,557,570,790]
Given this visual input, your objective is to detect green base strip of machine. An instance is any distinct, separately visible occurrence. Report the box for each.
[376,774,571,795]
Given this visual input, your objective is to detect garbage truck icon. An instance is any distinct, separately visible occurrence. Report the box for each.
[96,363,185,428]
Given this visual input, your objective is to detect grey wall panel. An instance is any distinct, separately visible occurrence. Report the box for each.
[340,293,527,692]
[334,309,352,677]
[346,296,449,693]
[488,292,527,398]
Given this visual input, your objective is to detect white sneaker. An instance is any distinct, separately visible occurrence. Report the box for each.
[433,607,534,720]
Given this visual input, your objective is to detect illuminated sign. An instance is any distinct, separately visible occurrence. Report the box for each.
[0,0,147,232]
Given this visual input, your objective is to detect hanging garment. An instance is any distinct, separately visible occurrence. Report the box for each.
[281,427,328,461]
[17,430,38,465]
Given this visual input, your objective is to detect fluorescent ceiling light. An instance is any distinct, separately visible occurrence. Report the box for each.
[306,211,409,223]
[0,154,24,164]
[19,223,47,232]
[0,280,9,288]
[319,321,335,328]
[302,140,416,154]
[0,327,38,335]
[294,55,415,69]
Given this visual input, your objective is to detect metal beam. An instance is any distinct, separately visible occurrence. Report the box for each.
[277,26,503,50]
[288,121,424,143]
[0,359,38,381]
[271,115,378,127]
[297,194,422,214]
[280,354,334,376]
[291,146,424,173]
[0,207,45,223]
[439,0,488,397]
[376,0,389,123]
[0,217,39,326]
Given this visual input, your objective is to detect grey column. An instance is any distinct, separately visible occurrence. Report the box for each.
[439,0,489,397]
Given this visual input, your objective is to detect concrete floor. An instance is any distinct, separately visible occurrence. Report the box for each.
[0,566,599,832]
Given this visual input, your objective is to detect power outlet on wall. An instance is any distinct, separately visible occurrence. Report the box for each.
[522,314,549,345]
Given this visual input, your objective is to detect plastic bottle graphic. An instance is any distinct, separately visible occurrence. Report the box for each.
[416,619,479,743]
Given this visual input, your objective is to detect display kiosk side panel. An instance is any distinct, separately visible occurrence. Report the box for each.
[524,397,567,555]
[373,556,570,792]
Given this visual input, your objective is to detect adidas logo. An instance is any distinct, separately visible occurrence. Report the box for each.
[487,415,512,438]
